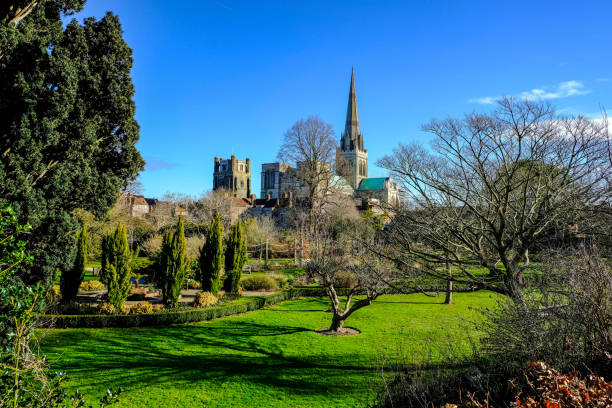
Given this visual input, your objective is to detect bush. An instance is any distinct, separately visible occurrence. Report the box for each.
[130,302,154,315]
[152,304,164,313]
[44,291,293,328]
[481,248,612,377]
[99,302,116,315]
[332,270,358,288]
[188,279,201,289]
[47,285,61,305]
[79,280,105,292]
[241,274,280,291]
[193,291,218,308]
[120,304,131,315]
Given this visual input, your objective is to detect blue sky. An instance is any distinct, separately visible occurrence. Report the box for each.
[73,0,612,198]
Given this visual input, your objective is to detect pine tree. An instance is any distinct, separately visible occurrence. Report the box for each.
[224,220,247,294]
[198,215,224,296]
[157,216,189,307]
[102,222,133,309]
[60,222,88,303]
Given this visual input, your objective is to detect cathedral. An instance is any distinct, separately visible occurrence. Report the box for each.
[215,69,399,211]
[338,69,399,208]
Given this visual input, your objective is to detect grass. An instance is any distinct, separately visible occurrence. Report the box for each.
[38,291,499,407]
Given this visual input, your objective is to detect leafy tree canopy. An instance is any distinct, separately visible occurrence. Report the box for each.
[0,0,144,286]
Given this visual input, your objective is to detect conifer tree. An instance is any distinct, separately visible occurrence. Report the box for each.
[224,220,247,294]
[101,221,133,309]
[60,222,88,303]
[157,216,189,307]
[198,215,224,296]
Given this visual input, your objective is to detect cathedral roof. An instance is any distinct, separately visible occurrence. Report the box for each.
[358,177,388,191]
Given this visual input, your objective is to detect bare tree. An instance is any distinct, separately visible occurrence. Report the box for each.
[121,179,144,196]
[379,98,611,304]
[191,189,233,229]
[306,212,396,333]
[278,116,349,230]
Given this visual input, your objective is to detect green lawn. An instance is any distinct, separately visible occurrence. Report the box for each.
[38,292,499,407]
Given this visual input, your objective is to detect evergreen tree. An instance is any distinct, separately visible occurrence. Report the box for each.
[60,222,87,303]
[198,215,224,296]
[1,2,144,287]
[101,221,132,309]
[224,220,247,294]
[157,216,188,307]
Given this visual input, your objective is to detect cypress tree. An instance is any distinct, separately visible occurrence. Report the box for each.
[158,216,188,307]
[224,220,247,294]
[102,222,133,309]
[198,215,224,296]
[60,222,88,303]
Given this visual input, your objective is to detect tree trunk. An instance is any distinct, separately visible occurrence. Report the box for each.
[444,258,452,304]
[329,313,345,332]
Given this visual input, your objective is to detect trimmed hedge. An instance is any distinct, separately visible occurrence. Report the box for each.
[43,291,292,329]
[41,285,479,329]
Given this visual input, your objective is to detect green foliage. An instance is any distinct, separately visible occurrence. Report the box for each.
[193,291,218,308]
[0,1,144,287]
[198,215,224,296]
[360,208,385,230]
[60,222,88,303]
[224,220,247,294]
[101,222,133,309]
[156,216,189,307]
[45,292,292,328]
[241,274,280,291]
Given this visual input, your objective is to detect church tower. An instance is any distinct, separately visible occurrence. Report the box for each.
[340,68,368,189]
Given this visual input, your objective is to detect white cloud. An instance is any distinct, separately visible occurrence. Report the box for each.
[469,80,591,105]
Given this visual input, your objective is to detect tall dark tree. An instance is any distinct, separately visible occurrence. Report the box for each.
[0,1,144,287]
[198,215,224,296]
[101,221,132,309]
[224,220,247,294]
[157,216,189,307]
[60,222,87,303]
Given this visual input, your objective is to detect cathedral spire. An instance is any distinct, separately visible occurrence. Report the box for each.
[342,67,364,152]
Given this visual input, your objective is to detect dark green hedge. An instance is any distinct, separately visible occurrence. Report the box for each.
[42,286,478,329]
[43,291,292,329]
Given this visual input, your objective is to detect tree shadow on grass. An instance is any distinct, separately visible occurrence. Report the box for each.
[40,320,375,401]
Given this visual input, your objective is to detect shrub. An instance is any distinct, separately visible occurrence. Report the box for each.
[193,291,218,308]
[481,248,612,377]
[332,270,358,289]
[120,304,131,315]
[152,304,164,313]
[131,257,154,273]
[46,285,61,305]
[45,291,293,328]
[130,302,154,315]
[99,303,116,315]
[241,274,280,291]
[188,279,201,289]
[79,280,105,292]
